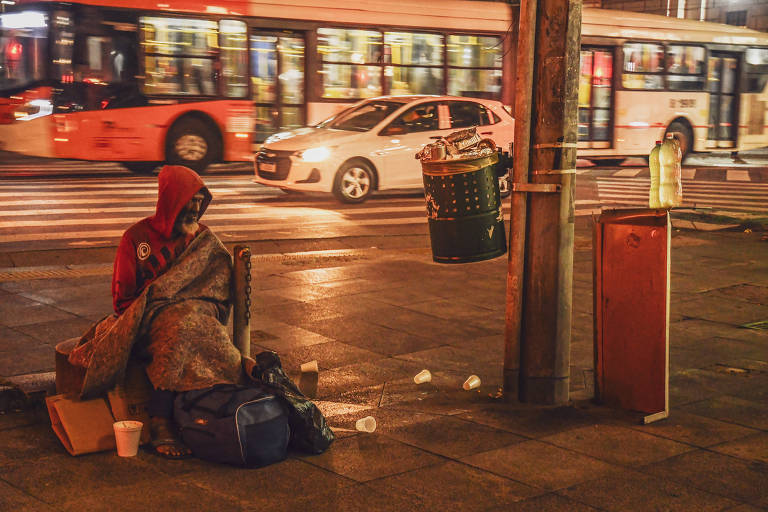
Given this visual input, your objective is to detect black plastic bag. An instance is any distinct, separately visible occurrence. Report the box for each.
[250,351,334,454]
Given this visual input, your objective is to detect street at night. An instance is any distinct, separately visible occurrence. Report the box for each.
[2,0,768,509]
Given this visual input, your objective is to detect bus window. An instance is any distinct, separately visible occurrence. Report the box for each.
[665,45,705,91]
[0,11,47,90]
[622,42,663,90]
[745,48,768,93]
[384,31,444,95]
[318,28,382,98]
[447,35,502,99]
[140,17,218,96]
[579,48,613,141]
[220,20,248,98]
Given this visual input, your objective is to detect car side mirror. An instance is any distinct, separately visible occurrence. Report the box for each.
[383,125,407,136]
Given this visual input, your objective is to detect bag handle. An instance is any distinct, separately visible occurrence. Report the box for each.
[180,383,245,412]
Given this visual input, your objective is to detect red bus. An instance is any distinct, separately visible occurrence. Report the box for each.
[0,1,254,173]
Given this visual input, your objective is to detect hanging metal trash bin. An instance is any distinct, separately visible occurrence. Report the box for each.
[421,151,507,263]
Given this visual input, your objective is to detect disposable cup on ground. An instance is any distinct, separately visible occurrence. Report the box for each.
[113,420,143,457]
[300,360,319,373]
[462,375,481,390]
[355,416,377,433]
[413,369,432,384]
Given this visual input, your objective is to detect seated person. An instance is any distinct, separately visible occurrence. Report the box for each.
[68,165,333,461]
[72,165,243,459]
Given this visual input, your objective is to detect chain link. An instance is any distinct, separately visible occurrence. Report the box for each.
[240,248,252,324]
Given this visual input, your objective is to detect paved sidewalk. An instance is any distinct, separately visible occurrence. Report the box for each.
[1,218,767,511]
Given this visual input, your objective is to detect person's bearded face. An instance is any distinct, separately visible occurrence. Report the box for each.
[174,192,204,237]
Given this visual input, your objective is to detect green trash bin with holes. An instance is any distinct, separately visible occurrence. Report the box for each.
[421,152,507,263]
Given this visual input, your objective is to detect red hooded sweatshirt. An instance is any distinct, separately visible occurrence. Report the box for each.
[112,165,212,315]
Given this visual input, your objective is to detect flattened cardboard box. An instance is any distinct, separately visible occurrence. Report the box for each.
[107,363,152,445]
[46,395,116,456]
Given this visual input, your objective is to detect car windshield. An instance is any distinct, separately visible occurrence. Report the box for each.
[319,100,403,131]
[0,11,49,92]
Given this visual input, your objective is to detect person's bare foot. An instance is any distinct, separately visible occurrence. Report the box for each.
[150,416,192,459]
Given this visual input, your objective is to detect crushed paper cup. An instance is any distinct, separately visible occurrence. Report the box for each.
[413,369,432,384]
[300,360,319,373]
[355,416,377,433]
[462,375,481,391]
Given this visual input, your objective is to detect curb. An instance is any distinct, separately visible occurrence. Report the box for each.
[670,209,768,232]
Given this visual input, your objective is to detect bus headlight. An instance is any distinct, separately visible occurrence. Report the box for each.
[14,99,53,121]
[298,146,331,163]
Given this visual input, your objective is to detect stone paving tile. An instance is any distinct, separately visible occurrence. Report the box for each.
[670,318,768,346]
[675,295,768,326]
[316,358,425,401]
[644,449,768,507]
[366,460,543,510]
[256,293,394,325]
[0,343,56,376]
[269,278,401,302]
[668,368,758,407]
[680,395,768,430]
[461,440,619,491]
[384,414,526,459]
[485,493,601,511]
[540,424,694,467]
[13,317,93,346]
[456,402,601,439]
[282,482,427,512]
[710,432,768,464]
[169,457,357,506]
[0,480,54,512]
[0,295,80,328]
[558,468,740,511]
[0,422,68,465]
[367,307,498,343]
[670,336,768,372]
[56,478,246,511]
[395,345,502,383]
[302,319,444,357]
[16,282,111,307]
[299,433,444,483]
[1,451,170,505]
[275,340,385,373]
[248,320,334,352]
[627,410,759,448]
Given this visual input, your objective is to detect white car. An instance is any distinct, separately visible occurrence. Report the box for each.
[253,95,515,203]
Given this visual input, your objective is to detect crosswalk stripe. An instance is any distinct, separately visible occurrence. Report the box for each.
[727,170,751,181]
[612,169,644,177]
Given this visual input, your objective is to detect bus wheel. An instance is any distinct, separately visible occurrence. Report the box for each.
[166,118,219,174]
[665,122,692,162]
[333,160,375,203]
[123,162,159,174]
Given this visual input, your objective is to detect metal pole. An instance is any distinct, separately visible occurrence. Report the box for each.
[503,0,537,399]
[515,0,582,404]
[232,245,251,357]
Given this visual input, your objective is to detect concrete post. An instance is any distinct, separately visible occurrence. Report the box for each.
[504,0,582,404]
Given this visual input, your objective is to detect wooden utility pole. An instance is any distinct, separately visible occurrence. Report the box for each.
[504,0,582,404]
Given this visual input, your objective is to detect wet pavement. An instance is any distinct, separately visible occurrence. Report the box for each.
[1,217,767,511]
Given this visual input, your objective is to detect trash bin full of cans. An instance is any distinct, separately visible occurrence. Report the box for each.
[416,127,507,264]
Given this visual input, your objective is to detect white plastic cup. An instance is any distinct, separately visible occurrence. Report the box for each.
[301,360,319,373]
[113,420,143,457]
[413,369,432,384]
[355,416,377,433]
[462,375,481,391]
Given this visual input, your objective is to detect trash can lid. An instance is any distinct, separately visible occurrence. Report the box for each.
[421,152,499,176]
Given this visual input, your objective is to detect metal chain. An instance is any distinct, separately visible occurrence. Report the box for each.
[240,248,252,324]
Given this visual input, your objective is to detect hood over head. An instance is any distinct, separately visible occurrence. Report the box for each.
[150,165,211,239]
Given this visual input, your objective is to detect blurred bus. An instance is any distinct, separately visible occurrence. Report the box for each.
[579,9,768,164]
[0,0,513,173]
[0,1,766,172]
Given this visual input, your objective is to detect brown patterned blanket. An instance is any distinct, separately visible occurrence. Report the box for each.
[69,229,244,399]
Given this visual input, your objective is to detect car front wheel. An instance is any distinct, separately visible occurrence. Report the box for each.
[332,161,375,203]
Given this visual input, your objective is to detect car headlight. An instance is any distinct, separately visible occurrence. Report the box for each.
[14,99,53,121]
[298,146,331,163]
